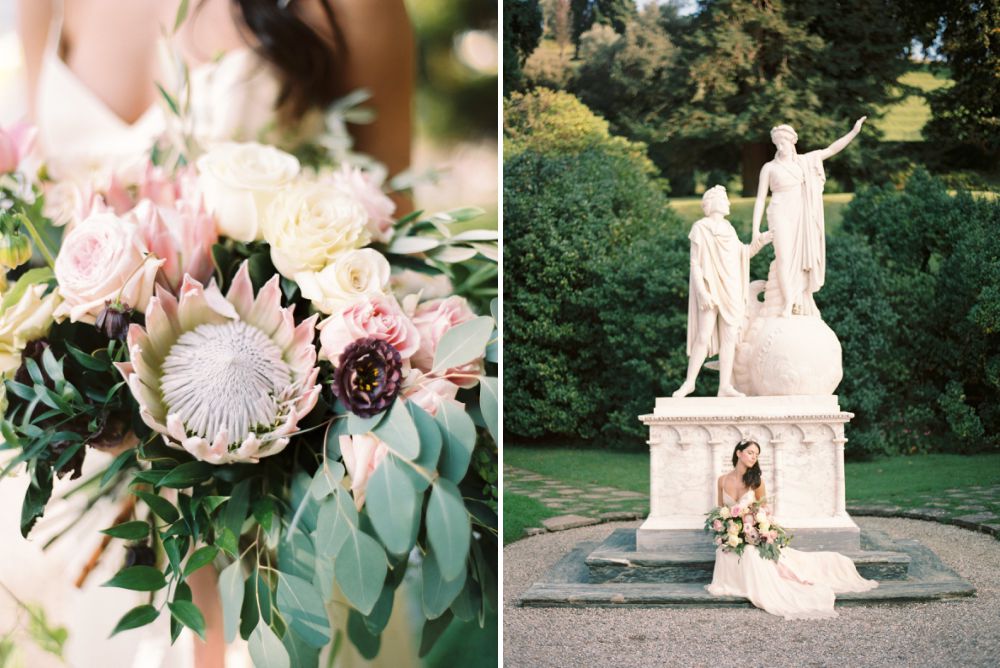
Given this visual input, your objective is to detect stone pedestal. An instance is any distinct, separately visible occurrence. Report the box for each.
[637,395,860,551]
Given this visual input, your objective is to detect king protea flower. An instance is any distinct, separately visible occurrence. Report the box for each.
[116,262,321,464]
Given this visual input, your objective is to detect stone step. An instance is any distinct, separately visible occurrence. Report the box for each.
[519,533,975,608]
[586,529,911,583]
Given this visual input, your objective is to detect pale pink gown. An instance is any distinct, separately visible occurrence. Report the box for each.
[706,490,878,620]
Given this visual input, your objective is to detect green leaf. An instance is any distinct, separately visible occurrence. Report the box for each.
[278,526,316,580]
[110,604,159,637]
[422,549,467,619]
[155,82,180,116]
[430,316,493,374]
[98,449,136,489]
[418,610,454,658]
[216,527,238,557]
[325,417,350,459]
[0,267,53,315]
[20,465,53,538]
[163,537,185,575]
[65,342,110,371]
[249,622,290,668]
[201,495,228,514]
[407,402,442,492]
[362,584,395,636]
[168,600,206,640]
[347,609,381,660]
[100,521,150,541]
[449,577,481,622]
[435,401,476,483]
[252,497,275,533]
[479,377,498,443]
[314,488,358,557]
[173,0,190,32]
[158,461,214,488]
[426,479,471,581]
[102,566,167,592]
[347,410,385,434]
[183,545,219,577]
[40,346,63,384]
[223,479,251,539]
[308,462,345,500]
[276,573,331,649]
[219,561,245,643]
[365,456,418,556]
[372,398,420,460]
[335,530,387,616]
[490,297,497,324]
[282,628,320,668]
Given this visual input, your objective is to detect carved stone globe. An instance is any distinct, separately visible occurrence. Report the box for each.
[733,315,843,396]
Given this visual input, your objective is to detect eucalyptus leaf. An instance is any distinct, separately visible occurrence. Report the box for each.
[347,410,385,435]
[110,604,159,637]
[308,462,345,500]
[449,577,482,622]
[276,573,331,649]
[426,480,471,581]
[388,236,441,254]
[371,398,419,460]
[479,377,498,443]
[432,245,478,264]
[435,401,476,483]
[347,610,381,660]
[100,521,150,541]
[470,242,499,262]
[102,566,167,592]
[365,456,418,555]
[278,526,316,580]
[421,549,467,619]
[249,621,290,668]
[314,488,358,557]
[335,530,387,616]
[406,402,442,492]
[325,417,350,460]
[430,316,494,375]
[449,229,499,242]
[168,600,206,640]
[219,561,245,643]
[362,584,395,636]
[282,628,320,668]
[418,611,454,658]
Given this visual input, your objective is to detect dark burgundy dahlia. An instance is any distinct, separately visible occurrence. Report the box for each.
[332,337,403,417]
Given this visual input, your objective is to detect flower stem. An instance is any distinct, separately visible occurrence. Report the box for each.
[15,212,56,270]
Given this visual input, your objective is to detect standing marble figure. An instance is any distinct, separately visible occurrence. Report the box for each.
[752,117,867,318]
[674,186,771,398]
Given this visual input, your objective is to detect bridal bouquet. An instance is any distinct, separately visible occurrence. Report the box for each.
[0,114,497,664]
[704,500,791,562]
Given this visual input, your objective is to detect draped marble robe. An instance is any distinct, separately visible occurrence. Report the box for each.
[685,216,752,357]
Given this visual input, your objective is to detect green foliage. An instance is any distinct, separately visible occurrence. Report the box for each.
[840,168,1000,453]
[504,0,544,95]
[504,134,689,446]
[503,88,656,175]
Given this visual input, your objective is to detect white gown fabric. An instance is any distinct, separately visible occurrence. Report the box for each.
[706,490,877,620]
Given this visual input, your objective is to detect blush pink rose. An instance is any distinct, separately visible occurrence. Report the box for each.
[0,122,37,174]
[731,506,742,517]
[339,433,389,510]
[712,520,723,531]
[53,211,165,323]
[318,294,421,364]
[410,296,484,388]
[743,514,754,528]
[325,164,396,244]
[134,196,218,293]
[402,371,463,416]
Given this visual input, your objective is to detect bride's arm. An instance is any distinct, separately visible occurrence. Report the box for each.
[16,0,53,121]
[755,480,768,507]
[717,476,724,507]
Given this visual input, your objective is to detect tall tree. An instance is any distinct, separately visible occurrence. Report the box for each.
[570,0,637,56]
[504,0,544,95]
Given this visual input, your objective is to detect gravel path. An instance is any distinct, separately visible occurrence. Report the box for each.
[503,517,1000,667]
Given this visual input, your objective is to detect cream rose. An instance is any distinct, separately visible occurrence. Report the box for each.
[0,284,59,374]
[295,248,390,315]
[719,506,731,519]
[53,211,164,323]
[196,142,300,242]
[755,510,768,524]
[727,534,741,548]
[262,182,370,279]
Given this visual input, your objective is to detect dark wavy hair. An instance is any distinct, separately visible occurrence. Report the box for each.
[191,1,343,122]
[732,439,762,490]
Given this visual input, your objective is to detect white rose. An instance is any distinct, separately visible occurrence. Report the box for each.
[719,506,731,519]
[196,142,300,242]
[727,521,740,535]
[0,284,59,374]
[755,510,768,524]
[295,249,390,315]
[727,534,741,548]
[759,521,771,533]
[262,182,370,278]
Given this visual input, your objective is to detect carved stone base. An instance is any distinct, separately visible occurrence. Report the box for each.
[637,395,859,551]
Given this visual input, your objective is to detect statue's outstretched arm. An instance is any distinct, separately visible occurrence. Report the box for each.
[818,116,867,161]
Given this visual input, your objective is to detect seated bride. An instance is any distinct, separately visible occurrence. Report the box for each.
[707,439,877,619]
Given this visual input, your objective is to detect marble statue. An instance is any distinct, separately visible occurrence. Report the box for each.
[751,117,867,317]
[674,186,771,398]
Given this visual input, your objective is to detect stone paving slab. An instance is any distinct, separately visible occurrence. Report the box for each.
[541,514,601,532]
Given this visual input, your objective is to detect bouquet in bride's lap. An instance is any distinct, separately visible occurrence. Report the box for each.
[705,499,792,562]
[0,92,497,660]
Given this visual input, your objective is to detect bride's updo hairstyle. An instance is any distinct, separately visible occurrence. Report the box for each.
[732,439,762,490]
[231,0,345,122]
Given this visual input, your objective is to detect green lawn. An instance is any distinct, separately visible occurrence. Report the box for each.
[506,447,1000,505]
[874,69,953,141]
[668,193,853,236]
[503,493,560,546]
